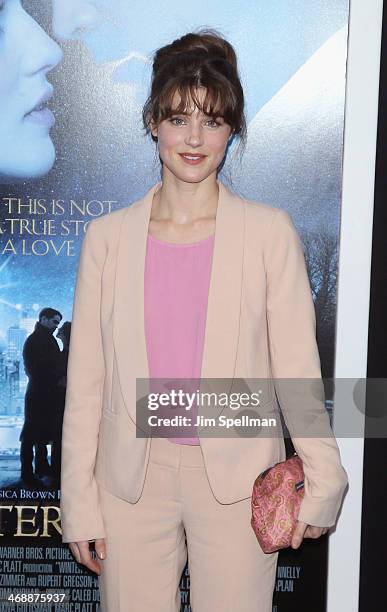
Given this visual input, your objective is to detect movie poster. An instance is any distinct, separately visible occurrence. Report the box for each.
[0,1,349,609]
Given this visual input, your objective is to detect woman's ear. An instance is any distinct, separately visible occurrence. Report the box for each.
[150,119,158,140]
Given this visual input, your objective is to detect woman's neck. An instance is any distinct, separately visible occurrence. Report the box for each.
[149,174,219,243]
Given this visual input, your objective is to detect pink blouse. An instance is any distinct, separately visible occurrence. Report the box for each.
[144,232,215,445]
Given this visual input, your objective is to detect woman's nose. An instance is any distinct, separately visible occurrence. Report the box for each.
[24,20,63,77]
[184,124,204,147]
[52,0,100,40]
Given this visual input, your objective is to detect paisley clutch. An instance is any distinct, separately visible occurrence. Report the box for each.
[251,454,305,553]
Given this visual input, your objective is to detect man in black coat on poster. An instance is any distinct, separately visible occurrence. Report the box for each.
[19,307,63,485]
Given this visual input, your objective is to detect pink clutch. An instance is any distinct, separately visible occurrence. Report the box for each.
[251,454,305,553]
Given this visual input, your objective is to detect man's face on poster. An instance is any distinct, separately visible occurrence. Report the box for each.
[40,314,62,333]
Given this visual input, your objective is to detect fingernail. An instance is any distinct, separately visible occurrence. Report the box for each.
[98,552,105,559]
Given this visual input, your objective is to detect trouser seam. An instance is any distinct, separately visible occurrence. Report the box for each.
[171,459,183,612]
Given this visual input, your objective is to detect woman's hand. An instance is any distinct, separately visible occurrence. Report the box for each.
[291,520,329,549]
[68,538,106,575]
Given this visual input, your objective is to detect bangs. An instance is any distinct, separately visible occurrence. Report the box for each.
[142,32,247,145]
[157,81,232,123]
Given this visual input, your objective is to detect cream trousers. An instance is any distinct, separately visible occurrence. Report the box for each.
[97,437,278,611]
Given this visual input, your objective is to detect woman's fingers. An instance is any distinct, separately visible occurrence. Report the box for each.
[69,542,81,563]
[304,525,329,539]
[78,541,103,575]
[94,538,107,561]
[291,519,308,548]
[291,521,330,548]
[68,540,105,575]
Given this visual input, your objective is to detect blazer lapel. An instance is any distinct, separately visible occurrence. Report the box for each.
[112,179,245,423]
[200,181,245,400]
[112,183,159,423]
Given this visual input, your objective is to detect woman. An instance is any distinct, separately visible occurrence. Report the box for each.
[60,30,348,611]
[0,0,62,183]
[50,321,72,483]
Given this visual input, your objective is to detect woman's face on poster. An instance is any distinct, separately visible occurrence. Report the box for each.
[0,0,62,183]
[51,0,228,65]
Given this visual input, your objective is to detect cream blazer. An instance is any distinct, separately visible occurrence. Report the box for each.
[60,180,348,543]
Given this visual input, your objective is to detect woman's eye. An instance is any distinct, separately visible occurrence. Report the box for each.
[169,117,186,126]
[169,116,222,128]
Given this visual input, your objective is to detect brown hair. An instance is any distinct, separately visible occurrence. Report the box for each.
[142,28,247,172]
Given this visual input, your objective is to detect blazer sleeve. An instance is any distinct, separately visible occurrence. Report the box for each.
[60,218,107,543]
[264,208,348,528]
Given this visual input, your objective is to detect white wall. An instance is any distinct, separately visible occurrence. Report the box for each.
[327,1,384,610]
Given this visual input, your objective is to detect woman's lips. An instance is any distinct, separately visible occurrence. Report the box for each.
[24,86,55,128]
[178,153,207,165]
[24,107,55,128]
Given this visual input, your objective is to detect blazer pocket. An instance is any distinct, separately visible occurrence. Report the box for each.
[101,353,119,418]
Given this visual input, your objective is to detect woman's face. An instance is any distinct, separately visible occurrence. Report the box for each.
[151,89,232,185]
[51,0,225,63]
[0,0,62,183]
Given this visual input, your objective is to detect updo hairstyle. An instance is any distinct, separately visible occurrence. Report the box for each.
[142,28,247,172]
